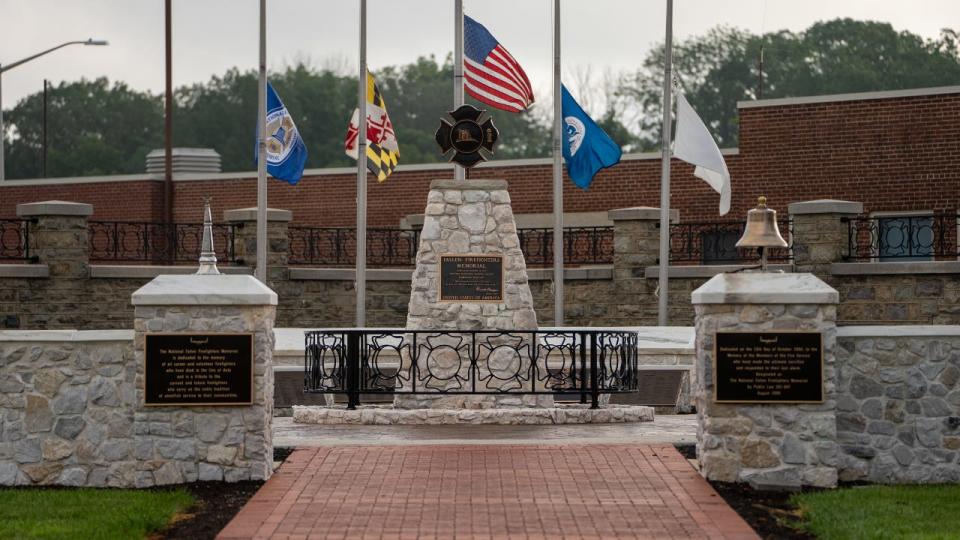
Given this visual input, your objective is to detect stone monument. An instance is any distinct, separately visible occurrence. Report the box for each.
[398,178,543,409]
[691,272,840,489]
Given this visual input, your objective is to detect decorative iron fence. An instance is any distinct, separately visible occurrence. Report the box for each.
[668,219,793,265]
[517,226,614,266]
[288,227,419,267]
[88,221,236,264]
[288,226,614,267]
[304,329,639,409]
[843,213,959,261]
[0,219,34,262]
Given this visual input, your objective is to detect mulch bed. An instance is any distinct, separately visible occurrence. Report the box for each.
[154,447,294,540]
[674,444,816,540]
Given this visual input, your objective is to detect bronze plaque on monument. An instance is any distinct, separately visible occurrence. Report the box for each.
[439,254,504,302]
[144,333,253,406]
[714,332,823,403]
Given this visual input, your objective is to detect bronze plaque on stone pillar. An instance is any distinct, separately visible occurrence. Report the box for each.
[714,331,823,403]
[144,333,254,406]
[439,254,504,302]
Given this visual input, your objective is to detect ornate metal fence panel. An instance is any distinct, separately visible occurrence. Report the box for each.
[843,213,959,261]
[0,219,33,262]
[516,226,614,266]
[88,221,236,264]
[305,329,639,409]
[669,219,793,265]
[288,227,420,266]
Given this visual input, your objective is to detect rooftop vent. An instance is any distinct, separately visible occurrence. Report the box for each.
[146,148,221,175]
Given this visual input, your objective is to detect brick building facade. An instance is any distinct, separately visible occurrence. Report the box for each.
[1,86,958,225]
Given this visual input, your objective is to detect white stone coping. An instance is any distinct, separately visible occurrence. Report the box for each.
[0,264,49,278]
[290,268,412,281]
[644,264,792,279]
[0,329,133,342]
[430,179,507,190]
[91,265,253,279]
[691,272,839,304]
[132,274,278,305]
[223,207,293,223]
[788,199,863,215]
[527,266,612,280]
[275,326,695,355]
[831,261,960,275]
[16,200,93,217]
[838,325,960,338]
[738,85,960,110]
[289,265,614,282]
[607,207,679,222]
[292,405,655,425]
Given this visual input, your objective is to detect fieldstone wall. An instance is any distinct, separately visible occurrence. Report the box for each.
[833,275,960,325]
[835,329,960,483]
[694,302,840,489]
[0,333,136,486]
[132,304,275,487]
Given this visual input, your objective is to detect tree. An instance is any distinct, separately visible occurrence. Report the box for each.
[3,78,162,178]
[622,19,960,149]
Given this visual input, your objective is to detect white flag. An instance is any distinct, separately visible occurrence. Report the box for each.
[674,93,732,216]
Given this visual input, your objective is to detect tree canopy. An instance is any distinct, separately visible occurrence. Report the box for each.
[2,18,958,178]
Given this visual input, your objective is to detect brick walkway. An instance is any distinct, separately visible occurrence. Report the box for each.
[218,444,756,539]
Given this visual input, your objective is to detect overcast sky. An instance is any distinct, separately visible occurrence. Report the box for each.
[1,0,957,111]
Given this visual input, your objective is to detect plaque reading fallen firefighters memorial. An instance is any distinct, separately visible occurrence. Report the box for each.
[145,333,253,406]
[714,332,823,403]
[439,254,504,302]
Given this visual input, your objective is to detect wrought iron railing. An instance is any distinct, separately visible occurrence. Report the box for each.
[517,226,614,266]
[304,329,639,409]
[843,213,959,261]
[88,221,236,264]
[668,219,793,265]
[0,219,34,262]
[288,226,614,267]
[288,227,420,267]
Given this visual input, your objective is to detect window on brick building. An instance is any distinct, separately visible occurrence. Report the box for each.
[874,213,934,262]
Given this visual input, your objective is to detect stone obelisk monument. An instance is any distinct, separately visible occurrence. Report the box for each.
[397,179,545,409]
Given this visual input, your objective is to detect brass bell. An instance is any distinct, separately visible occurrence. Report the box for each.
[735,196,787,270]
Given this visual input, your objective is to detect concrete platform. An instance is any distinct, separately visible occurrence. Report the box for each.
[274,413,697,447]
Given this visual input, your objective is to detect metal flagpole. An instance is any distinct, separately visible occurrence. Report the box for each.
[256,0,268,284]
[356,0,368,327]
[453,0,465,181]
[552,0,563,326]
[657,0,674,326]
[256,0,267,284]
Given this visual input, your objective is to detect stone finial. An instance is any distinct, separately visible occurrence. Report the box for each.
[196,197,220,275]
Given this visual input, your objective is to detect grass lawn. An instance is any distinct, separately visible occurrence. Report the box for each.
[0,488,193,540]
[791,484,960,539]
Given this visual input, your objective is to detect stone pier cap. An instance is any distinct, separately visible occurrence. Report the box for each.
[132,274,278,305]
[691,272,838,305]
[430,179,507,190]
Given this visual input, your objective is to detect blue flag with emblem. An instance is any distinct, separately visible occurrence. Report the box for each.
[255,82,307,184]
[561,84,621,189]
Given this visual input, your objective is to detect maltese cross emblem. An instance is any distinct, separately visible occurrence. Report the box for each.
[435,105,499,169]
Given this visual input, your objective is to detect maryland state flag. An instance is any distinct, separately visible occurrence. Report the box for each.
[345,73,399,181]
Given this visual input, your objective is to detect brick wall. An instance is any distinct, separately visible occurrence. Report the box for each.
[2,89,958,225]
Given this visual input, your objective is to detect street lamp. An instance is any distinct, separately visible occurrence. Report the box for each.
[0,38,109,181]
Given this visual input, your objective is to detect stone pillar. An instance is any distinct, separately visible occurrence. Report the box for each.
[131,274,277,486]
[788,200,863,274]
[224,207,292,284]
[691,273,840,489]
[401,179,540,409]
[16,200,92,278]
[607,207,677,325]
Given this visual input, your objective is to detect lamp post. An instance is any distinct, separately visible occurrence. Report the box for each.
[0,38,108,181]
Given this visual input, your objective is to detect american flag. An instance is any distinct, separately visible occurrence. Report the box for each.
[463,15,534,113]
